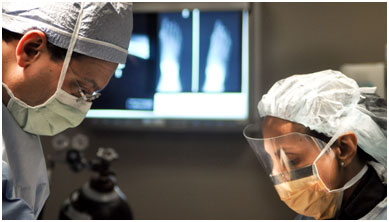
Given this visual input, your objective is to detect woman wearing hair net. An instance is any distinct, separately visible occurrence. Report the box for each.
[244,70,386,220]
[2,2,133,219]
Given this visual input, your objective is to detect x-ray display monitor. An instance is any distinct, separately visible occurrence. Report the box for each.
[88,9,249,121]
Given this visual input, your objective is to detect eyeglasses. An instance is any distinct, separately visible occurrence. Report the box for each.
[75,80,101,102]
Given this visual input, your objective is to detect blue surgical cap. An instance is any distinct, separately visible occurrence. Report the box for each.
[258,69,387,167]
[2,2,133,64]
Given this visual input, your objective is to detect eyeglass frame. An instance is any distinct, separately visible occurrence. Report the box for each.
[75,80,101,102]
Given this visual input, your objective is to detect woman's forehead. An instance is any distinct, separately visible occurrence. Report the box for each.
[262,116,306,137]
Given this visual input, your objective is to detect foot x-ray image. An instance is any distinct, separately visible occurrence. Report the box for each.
[156,11,242,93]
[156,13,193,93]
[199,11,242,93]
[157,18,184,92]
[202,20,232,92]
[92,11,244,112]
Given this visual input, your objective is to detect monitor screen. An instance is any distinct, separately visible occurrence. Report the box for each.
[87,9,249,128]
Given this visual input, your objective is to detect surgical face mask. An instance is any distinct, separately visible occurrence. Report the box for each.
[243,123,368,219]
[3,83,91,136]
[274,173,342,219]
[2,3,89,136]
[274,151,368,219]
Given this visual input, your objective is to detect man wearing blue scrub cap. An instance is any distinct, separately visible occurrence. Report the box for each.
[2,2,133,219]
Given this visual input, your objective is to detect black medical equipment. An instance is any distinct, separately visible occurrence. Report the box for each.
[58,147,133,219]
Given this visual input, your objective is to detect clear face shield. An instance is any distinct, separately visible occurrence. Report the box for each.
[244,118,370,219]
[243,122,338,187]
[243,119,343,219]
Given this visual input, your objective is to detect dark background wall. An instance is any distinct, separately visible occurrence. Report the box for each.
[259,2,386,94]
[40,2,386,220]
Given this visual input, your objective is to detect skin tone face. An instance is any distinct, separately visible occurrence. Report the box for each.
[2,30,118,106]
[262,116,365,206]
[263,133,324,178]
[262,116,338,187]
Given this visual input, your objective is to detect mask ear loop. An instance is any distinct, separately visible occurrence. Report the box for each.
[1,3,86,109]
[310,121,367,219]
[56,2,85,91]
[312,123,368,193]
[312,122,344,178]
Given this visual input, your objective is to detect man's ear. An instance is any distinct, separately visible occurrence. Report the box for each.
[16,30,47,67]
[332,132,358,167]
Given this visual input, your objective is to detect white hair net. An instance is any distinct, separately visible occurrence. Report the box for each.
[2,2,133,64]
[258,69,387,167]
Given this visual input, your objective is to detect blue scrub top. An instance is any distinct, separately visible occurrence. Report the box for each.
[2,104,50,219]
